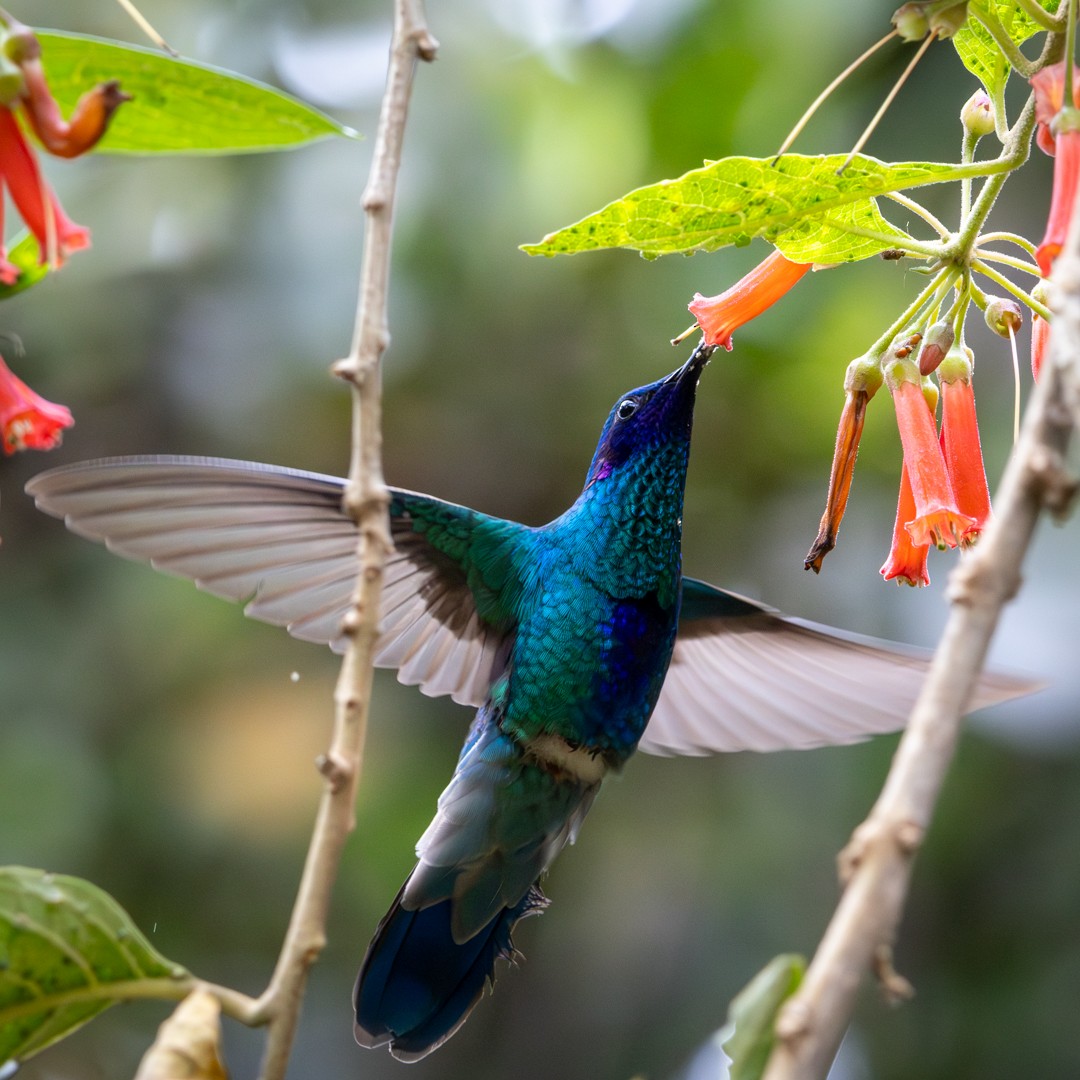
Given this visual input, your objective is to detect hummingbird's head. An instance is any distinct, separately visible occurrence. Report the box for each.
[584,342,713,490]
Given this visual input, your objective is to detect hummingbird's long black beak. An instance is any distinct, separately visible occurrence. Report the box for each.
[666,340,716,387]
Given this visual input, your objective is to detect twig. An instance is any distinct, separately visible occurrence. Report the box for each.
[250,4,437,1079]
[762,169,1080,1080]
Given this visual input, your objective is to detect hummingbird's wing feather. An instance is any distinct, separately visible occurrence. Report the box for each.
[639,577,1039,756]
[26,456,522,707]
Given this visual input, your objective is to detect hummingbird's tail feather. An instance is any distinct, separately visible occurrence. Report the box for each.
[353,880,548,1061]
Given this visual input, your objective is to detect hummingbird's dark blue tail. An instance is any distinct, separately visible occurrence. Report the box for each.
[353,880,548,1061]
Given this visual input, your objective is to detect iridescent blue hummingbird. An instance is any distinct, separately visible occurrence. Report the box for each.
[26,344,1028,1061]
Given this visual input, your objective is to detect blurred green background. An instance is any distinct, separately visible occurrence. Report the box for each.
[2,1,1079,1078]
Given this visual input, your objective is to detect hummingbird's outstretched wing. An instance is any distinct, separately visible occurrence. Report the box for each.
[638,578,1039,756]
[26,456,523,707]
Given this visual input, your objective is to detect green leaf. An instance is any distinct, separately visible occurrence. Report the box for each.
[35,31,356,154]
[952,2,1050,96]
[522,154,977,263]
[0,867,192,1065]
[0,235,49,302]
[721,954,805,1080]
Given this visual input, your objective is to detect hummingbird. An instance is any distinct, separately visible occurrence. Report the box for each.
[26,344,1029,1060]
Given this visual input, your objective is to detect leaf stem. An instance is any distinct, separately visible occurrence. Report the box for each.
[978,230,1039,256]
[972,258,1053,318]
[1013,0,1067,30]
[974,248,1043,277]
[971,4,1039,77]
[883,191,951,238]
[250,4,437,1079]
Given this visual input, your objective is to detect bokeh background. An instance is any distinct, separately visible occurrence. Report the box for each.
[2,1,1079,1078]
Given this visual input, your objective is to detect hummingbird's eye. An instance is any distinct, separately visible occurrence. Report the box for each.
[616,398,638,420]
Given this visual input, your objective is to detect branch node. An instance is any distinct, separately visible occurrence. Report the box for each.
[837,820,877,883]
[413,29,440,60]
[895,819,925,855]
[872,944,916,1005]
[316,752,353,793]
[774,998,813,1043]
[1028,443,1079,520]
[331,357,357,383]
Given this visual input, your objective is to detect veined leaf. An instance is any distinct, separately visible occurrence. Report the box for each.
[0,235,49,302]
[953,1,1051,96]
[522,154,978,262]
[0,867,192,1065]
[35,31,356,154]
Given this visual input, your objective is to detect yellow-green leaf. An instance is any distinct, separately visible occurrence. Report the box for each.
[0,235,48,302]
[953,1,1052,96]
[522,154,977,263]
[0,867,192,1066]
[35,31,355,154]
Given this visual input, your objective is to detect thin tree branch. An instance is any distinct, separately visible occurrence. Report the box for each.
[762,189,1080,1080]
[251,5,437,1079]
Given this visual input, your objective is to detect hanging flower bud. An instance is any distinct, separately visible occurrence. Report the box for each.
[938,346,990,544]
[880,462,931,586]
[1031,280,1051,380]
[892,2,930,39]
[805,355,883,573]
[984,296,1023,337]
[960,89,995,138]
[0,353,73,454]
[885,354,974,549]
[688,250,811,351]
[929,2,969,37]
[917,320,954,375]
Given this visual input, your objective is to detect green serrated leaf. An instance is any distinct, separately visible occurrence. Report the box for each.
[0,235,49,302]
[0,867,192,1065]
[522,154,975,262]
[952,1,1051,96]
[35,31,356,154]
[721,954,805,1080]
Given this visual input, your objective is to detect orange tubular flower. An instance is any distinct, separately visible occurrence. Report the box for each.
[886,358,974,549]
[805,355,882,573]
[880,462,930,587]
[1030,61,1080,276]
[688,250,811,350]
[938,347,991,543]
[0,353,72,454]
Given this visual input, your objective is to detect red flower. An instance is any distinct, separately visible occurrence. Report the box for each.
[805,355,882,573]
[880,462,930,587]
[0,108,89,280]
[689,250,811,350]
[1036,128,1080,276]
[886,360,974,549]
[0,353,72,454]
[1030,61,1080,275]
[1031,60,1080,156]
[0,20,128,281]
[938,348,991,544]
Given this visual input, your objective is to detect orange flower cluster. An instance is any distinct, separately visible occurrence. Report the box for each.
[807,332,991,588]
